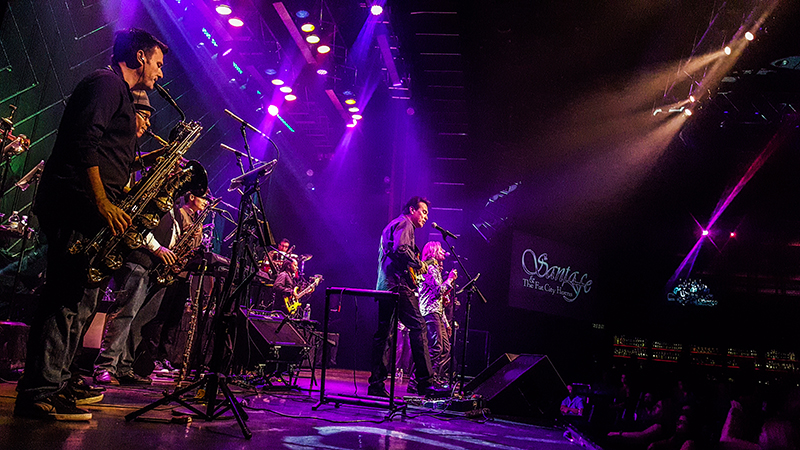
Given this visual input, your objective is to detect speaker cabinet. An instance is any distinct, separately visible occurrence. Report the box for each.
[466,353,567,419]
[235,310,309,370]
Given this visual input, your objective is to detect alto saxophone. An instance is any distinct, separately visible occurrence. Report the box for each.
[70,120,205,283]
[151,198,220,286]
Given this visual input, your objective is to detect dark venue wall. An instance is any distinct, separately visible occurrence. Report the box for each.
[2,0,800,385]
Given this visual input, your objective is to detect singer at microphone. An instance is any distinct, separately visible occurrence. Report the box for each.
[431,222,458,240]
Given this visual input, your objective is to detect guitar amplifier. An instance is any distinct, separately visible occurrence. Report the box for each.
[234,308,309,371]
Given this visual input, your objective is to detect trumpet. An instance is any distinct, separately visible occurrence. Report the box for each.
[2,132,30,158]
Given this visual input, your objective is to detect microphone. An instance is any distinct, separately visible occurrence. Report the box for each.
[275,315,290,334]
[224,109,266,136]
[220,143,261,162]
[154,84,186,122]
[432,222,458,240]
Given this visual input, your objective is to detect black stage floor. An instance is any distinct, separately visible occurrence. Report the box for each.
[0,368,589,450]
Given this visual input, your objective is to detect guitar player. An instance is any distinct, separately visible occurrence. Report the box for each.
[272,258,317,317]
[368,196,448,398]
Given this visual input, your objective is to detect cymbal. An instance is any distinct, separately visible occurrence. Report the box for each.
[299,254,313,262]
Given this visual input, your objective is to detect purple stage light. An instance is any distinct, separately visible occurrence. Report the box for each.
[348,106,359,112]
[216,4,232,15]
[271,79,284,86]
[285,94,297,101]
[352,114,362,120]
[370,5,383,15]
[316,68,328,75]
[730,232,736,238]
[702,230,709,236]
[268,105,279,116]
[228,18,244,27]
[279,86,292,93]
[296,10,309,19]
[301,23,315,32]
[265,68,277,75]
[317,45,331,54]
[222,48,233,56]
[306,35,320,44]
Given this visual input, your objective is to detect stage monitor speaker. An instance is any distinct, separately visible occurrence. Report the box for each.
[235,309,309,370]
[466,353,567,419]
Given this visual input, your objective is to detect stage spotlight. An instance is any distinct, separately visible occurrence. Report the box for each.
[689,95,696,103]
[265,68,277,75]
[317,45,331,54]
[216,4,232,15]
[352,114,363,120]
[279,86,292,93]
[684,109,693,117]
[724,46,732,55]
[268,105,279,116]
[271,79,285,86]
[344,98,356,105]
[745,31,754,41]
[730,232,736,238]
[370,5,383,15]
[222,48,233,57]
[301,23,315,32]
[296,10,309,19]
[285,94,297,101]
[346,122,357,128]
[348,106,360,112]
[306,35,320,44]
[316,68,328,75]
[343,90,354,96]
[228,18,244,27]
[702,229,709,236]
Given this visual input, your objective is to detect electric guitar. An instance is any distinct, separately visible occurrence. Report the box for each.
[407,258,438,288]
[285,274,323,316]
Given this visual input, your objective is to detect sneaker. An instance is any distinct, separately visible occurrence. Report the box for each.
[14,395,92,421]
[162,359,177,373]
[117,372,152,385]
[153,360,166,373]
[94,370,120,386]
[71,376,106,394]
[65,383,104,405]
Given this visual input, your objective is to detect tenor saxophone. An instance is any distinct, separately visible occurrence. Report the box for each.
[70,121,204,283]
[151,198,219,286]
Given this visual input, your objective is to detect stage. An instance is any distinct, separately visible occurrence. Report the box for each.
[0,368,588,450]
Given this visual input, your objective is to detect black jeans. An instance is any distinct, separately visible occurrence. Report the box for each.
[17,223,104,402]
[369,286,433,385]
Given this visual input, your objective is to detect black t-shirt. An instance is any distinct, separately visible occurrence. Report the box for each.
[35,66,137,233]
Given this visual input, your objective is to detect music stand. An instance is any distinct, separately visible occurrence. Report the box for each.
[125,157,277,440]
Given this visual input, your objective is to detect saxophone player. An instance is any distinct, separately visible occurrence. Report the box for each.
[92,187,208,386]
[15,28,169,421]
[139,190,210,376]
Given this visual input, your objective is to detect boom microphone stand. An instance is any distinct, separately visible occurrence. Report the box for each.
[438,234,486,395]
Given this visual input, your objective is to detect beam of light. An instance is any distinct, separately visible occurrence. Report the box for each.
[276,114,295,132]
[667,114,800,287]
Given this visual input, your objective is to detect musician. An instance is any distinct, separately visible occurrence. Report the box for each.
[139,191,209,374]
[418,241,457,383]
[368,196,447,398]
[272,258,301,316]
[93,189,207,385]
[16,28,168,421]
[263,238,292,276]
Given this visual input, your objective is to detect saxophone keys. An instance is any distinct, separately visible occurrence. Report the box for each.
[123,231,145,249]
[154,195,173,212]
[139,213,160,229]
[87,268,105,284]
[103,253,123,271]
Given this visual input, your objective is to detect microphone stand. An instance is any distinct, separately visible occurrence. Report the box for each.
[439,236,487,395]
